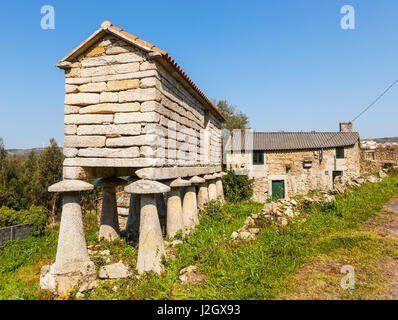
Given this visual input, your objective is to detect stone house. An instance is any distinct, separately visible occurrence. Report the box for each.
[226,122,360,202]
[41,21,226,294]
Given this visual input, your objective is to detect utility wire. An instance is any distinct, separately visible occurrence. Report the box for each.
[319,79,398,162]
[323,79,398,147]
[351,79,398,123]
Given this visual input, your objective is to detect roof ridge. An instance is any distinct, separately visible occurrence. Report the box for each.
[249,131,359,134]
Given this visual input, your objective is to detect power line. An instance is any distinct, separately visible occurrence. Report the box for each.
[322,79,398,147]
[351,79,398,123]
[318,79,398,160]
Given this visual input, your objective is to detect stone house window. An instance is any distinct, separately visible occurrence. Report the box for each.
[253,150,264,165]
[336,147,345,159]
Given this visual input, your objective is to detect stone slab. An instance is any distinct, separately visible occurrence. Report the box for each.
[125,180,170,194]
[48,180,94,192]
[135,166,221,180]
[63,157,160,168]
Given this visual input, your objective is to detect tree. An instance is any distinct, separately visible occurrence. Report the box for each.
[0,138,7,172]
[215,100,250,132]
[20,151,40,209]
[36,138,64,222]
[0,155,24,210]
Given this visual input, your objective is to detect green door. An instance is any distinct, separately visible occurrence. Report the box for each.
[333,171,343,187]
[272,180,285,200]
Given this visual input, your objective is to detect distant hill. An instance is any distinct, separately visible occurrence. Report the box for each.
[7,148,45,159]
[371,137,398,143]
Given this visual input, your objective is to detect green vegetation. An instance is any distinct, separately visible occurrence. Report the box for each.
[215,100,250,131]
[0,136,100,226]
[0,138,64,215]
[1,172,398,300]
[0,230,58,299]
[222,170,254,203]
[0,205,48,236]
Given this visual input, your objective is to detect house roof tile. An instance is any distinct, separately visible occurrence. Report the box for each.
[227,131,360,151]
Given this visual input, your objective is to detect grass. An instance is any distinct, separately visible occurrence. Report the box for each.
[0,229,58,299]
[1,173,398,300]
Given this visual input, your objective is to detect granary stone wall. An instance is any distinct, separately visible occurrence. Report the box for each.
[61,34,222,180]
[228,143,361,202]
[147,59,222,167]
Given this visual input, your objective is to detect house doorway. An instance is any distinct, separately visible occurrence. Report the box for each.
[333,171,343,187]
[272,180,285,201]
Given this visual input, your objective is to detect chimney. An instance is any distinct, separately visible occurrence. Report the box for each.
[339,122,353,132]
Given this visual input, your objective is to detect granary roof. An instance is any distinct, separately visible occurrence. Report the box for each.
[56,20,225,122]
[227,131,360,152]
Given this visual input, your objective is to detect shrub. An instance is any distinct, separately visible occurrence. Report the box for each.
[0,205,47,236]
[222,170,254,202]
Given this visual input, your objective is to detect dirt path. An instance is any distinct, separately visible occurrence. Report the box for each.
[383,198,398,236]
[379,197,398,299]
[279,196,398,300]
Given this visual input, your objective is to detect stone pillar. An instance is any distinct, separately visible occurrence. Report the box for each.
[182,182,198,233]
[190,176,206,222]
[215,172,225,202]
[155,193,167,218]
[126,193,141,242]
[40,180,96,295]
[94,177,127,241]
[197,180,209,209]
[125,180,170,274]
[166,178,191,238]
[204,174,218,201]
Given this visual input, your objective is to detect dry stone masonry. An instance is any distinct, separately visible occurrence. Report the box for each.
[230,169,389,242]
[41,20,226,295]
[226,123,361,202]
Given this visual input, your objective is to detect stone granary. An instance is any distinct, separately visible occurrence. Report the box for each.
[226,122,360,202]
[41,21,226,294]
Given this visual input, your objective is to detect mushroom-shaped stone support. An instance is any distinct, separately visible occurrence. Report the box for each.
[189,176,205,223]
[197,178,209,209]
[40,180,95,294]
[125,177,140,241]
[94,177,127,242]
[181,177,200,232]
[166,178,191,238]
[126,193,141,241]
[155,193,167,219]
[204,174,218,201]
[125,180,170,274]
[214,173,225,202]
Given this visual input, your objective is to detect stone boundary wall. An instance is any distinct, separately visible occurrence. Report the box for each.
[373,147,398,162]
[0,224,30,246]
[360,147,398,173]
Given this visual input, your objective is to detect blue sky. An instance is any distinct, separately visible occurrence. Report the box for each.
[0,0,397,149]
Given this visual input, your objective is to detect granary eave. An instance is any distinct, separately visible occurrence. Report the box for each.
[55,20,226,123]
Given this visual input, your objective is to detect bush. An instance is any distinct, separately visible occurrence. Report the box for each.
[0,205,47,236]
[222,170,254,202]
